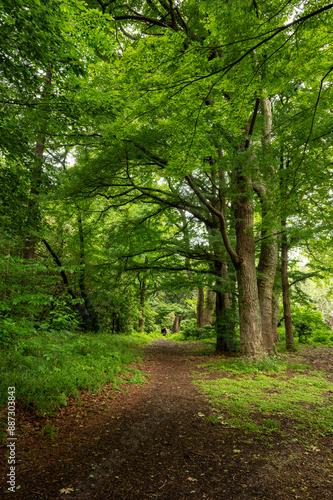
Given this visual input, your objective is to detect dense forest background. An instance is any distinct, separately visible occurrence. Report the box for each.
[1,0,333,381]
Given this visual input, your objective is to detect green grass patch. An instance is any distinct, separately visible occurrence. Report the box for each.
[0,330,144,412]
[194,356,333,436]
[198,355,288,374]
[286,363,314,372]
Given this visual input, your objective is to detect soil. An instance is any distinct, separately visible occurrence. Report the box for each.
[1,340,333,499]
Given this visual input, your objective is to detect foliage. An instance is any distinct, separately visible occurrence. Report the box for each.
[0,330,144,412]
[1,0,333,358]
[181,321,216,341]
[278,305,333,346]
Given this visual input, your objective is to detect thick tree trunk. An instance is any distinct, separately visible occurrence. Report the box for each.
[256,96,278,354]
[257,233,278,353]
[185,119,264,357]
[214,261,237,354]
[203,287,215,325]
[234,185,264,358]
[196,288,205,328]
[172,312,184,333]
[281,223,295,350]
[215,290,236,353]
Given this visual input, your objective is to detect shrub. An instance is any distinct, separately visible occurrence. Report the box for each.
[291,305,332,345]
[181,323,215,340]
[294,321,313,344]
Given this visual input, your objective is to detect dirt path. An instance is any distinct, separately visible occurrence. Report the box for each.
[1,340,333,499]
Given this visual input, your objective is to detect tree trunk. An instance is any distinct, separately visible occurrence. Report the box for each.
[172,312,184,333]
[214,259,237,353]
[329,312,333,331]
[256,96,278,354]
[138,280,146,332]
[138,256,148,332]
[43,238,96,330]
[215,290,236,354]
[257,233,278,353]
[234,184,264,358]
[203,287,215,326]
[196,288,205,328]
[281,222,295,350]
[272,293,281,343]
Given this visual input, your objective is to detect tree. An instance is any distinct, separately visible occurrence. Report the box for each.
[63,0,332,357]
[2,0,333,354]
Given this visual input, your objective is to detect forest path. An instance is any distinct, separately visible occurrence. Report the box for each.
[2,339,333,499]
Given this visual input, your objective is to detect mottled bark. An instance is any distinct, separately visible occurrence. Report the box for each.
[257,232,278,353]
[234,181,264,358]
[255,97,278,354]
[203,287,215,326]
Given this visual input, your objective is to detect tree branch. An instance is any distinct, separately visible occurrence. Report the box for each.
[185,174,240,267]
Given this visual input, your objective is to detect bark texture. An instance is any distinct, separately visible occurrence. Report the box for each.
[257,233,278,353]
[256,97,278,354]
[172,313,184,333]
[203,288,215,326]
[196,288,205,328]
[234,182,264,358]
[281,224,295,350]
[138,276,147,332]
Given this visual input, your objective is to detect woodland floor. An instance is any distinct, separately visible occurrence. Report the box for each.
[1,339,333,499]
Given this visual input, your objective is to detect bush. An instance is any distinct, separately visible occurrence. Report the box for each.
[294,321,313,344]
[181,323,215,340]
[291,305,333,346]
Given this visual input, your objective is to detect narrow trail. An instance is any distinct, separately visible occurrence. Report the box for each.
[2,340,333,499]
[72,339,218,499]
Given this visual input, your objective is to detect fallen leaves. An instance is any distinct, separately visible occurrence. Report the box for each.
[59,487,74,494]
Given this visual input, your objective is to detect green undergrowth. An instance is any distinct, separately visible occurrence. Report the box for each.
[0,330,146,413]
[166,332,216,346]
[132,330,165,342]
[194,356,333,436]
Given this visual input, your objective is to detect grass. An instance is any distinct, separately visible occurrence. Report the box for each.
[193,355,333,436]
[0,329,149,414]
